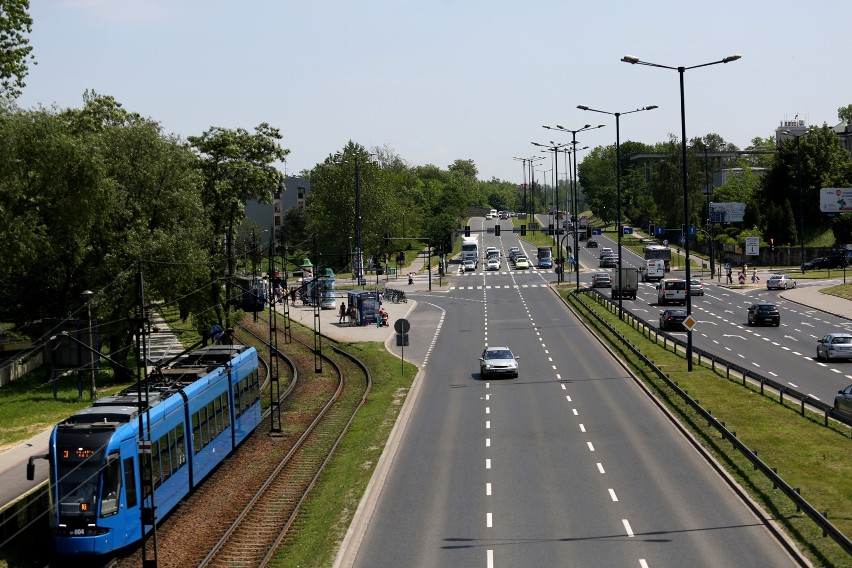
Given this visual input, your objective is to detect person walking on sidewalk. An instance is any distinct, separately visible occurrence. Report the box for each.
[752,268,760,284]
[338,301,346,323]
[726,266,733,284]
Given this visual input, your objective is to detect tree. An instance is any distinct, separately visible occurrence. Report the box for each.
[839,104,852,125]
[189,124,288,329]
[0,0,34,100]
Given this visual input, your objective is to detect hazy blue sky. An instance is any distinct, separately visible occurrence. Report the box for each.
[17,0,851,183]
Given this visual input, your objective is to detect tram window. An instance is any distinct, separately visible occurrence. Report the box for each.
[208,401,218,436]
[200,406,209,446]
[159,434,170,481]
[234,380,242,419]
[123,457,137,508]
[242,380,250,412]
[175,423,186,466]
[100,454,122,517]
[221,393,230,428]
[151,439,161,489]
[192,412,201,454]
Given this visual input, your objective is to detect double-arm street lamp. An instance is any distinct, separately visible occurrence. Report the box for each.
[543,123,606,290]
[621,53,741,371]
[532,141,570,282]
[577,104,658,317]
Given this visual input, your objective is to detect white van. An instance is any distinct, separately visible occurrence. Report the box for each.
[643,259,666,282]
[657,278,687,305]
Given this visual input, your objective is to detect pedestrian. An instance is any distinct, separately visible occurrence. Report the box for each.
[752,268,760,283]
[726,267,733,284]
[290,287,297,305]
[339,301,346,323]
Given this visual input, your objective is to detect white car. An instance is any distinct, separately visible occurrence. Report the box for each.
[766,274,797,290]
[479,346,519,378]
[486,257,500,271]
[463,259,476,271]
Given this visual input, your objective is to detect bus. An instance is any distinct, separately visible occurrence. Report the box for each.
[644,244,672,271]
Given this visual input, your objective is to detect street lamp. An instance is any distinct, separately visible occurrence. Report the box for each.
[81,290,97,400]
[544,123,606,290]
[780,129,808,270]
[536,167,552,225]
[621,52,741,371]
[513,156,545,219]
[577,103,658,317]
[532,141,570,282]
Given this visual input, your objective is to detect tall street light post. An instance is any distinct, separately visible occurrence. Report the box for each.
[544,123,606,290]
[577,104,658,317]
[81,290,96,400]
[532,141,570,282]
[621,53,741,371]
[513,156,545,219]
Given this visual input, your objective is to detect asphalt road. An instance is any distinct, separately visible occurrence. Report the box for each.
[588,231,852,404]
[348,219,799,567]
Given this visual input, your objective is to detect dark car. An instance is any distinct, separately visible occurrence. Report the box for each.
[748,301,780,326]
[835,384,852,416]
[659,308,688,331]
[802,256,848,271]
[586,239,598,248]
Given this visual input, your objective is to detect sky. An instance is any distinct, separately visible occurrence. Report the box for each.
[16,0,852,184]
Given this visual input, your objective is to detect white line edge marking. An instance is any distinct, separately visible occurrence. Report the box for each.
[623,518,634,537]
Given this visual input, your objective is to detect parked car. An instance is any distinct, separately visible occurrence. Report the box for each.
[802,256,848,271]
[816,332,852,361]
[514,256,530,269]
[592,272,612,288]
[479,346,519,378]
[586,238,598,248]
[659,308,688,331]
[766,274,797,290]
[688,278,704,296]
[835,384,852,415]
[747,301,780,326]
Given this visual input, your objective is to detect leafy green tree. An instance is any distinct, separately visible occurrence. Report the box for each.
[838,104,852,125]
[0,0,34,99]
[189,123,288,329]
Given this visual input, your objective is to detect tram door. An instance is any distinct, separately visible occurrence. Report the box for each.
[116,437,139,547]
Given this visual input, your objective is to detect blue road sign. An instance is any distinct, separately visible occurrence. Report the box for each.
[591,228,602,235]
[655,226,666,235]
[688,226,698,235]
[623,226,633,234]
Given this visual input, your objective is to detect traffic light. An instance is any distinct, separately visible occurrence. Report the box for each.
[494,224,501,236]
[465,225,471,237]
[649,223,655,236]
[384,233,390,247]
[521,224,527,236]
[770,237,775,252]
[586,226,592,239]
[548,223,554,236]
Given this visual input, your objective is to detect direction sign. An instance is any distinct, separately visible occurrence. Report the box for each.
[688,226,698,235]
[591,228,602,235]
[656,226,666,235]
[394,318,410,335]
[623,226,633,235]
[683,315,697,331]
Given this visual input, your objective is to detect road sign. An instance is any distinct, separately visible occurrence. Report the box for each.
[395,333,409,346]
[683,315,697,331]
[688,226,698,235]
[623,226,633,235]
[394,318,410,335]
[745,236,759,256]
[591,228,602,235]
[656,226,666,235]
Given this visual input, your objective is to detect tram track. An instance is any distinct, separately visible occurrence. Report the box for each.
[198,317,371,567]
[113,312,370,568]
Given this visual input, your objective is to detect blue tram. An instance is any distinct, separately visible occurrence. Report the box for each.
[33,344,261,556]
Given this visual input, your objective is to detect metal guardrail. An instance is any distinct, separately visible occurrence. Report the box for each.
[571,288,852,556]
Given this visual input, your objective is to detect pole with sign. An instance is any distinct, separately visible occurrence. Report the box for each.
[394,318,410,375]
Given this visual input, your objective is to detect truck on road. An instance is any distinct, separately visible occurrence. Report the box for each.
[461,236,479,269]
[611,266,639,300]
[537,246,553,269]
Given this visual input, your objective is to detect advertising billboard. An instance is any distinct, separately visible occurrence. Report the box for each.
[820,188,852,213]
[709,202,745,223]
